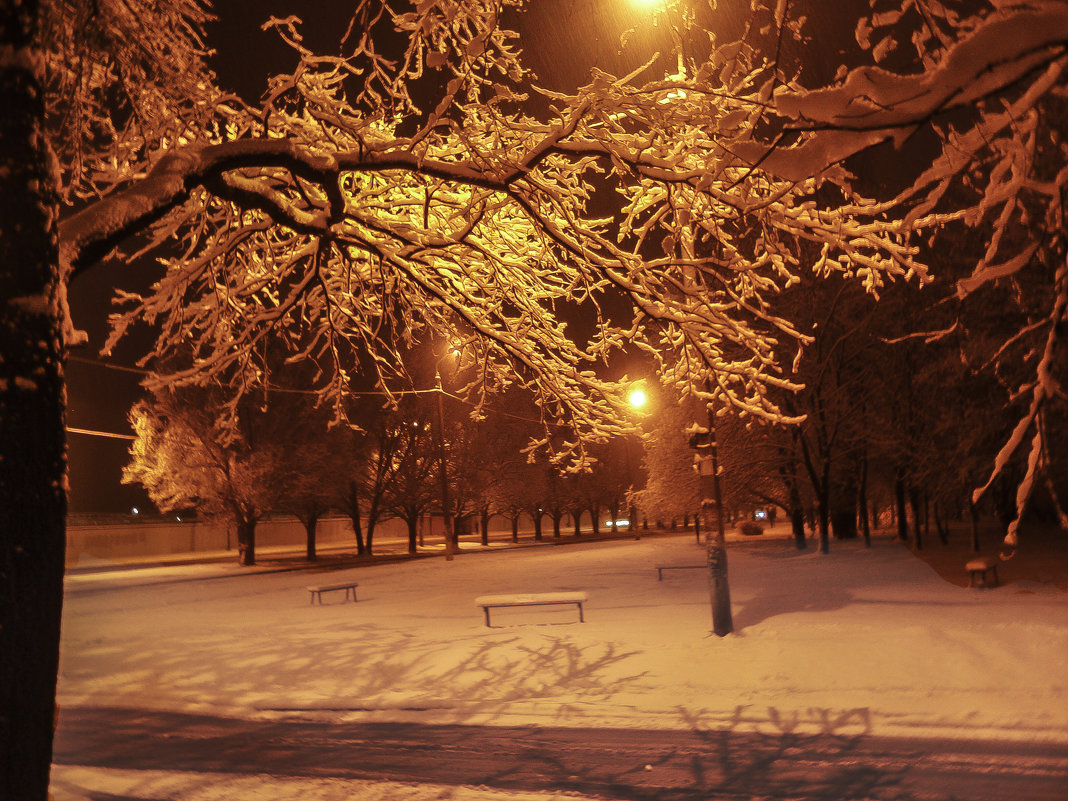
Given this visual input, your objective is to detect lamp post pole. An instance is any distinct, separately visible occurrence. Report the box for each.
[703,383,733,636]
[680,204,733,637]
[435,369,455,561]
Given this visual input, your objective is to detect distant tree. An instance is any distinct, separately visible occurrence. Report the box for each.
[382,400,438,554]
[273,399,342,561]
[634,399,703,529]
[333,402,396,556]
[752,1,1068,545]
[123,388,278,566]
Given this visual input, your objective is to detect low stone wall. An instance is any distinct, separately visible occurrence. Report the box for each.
[64,514,523,567]
[65,515,392,567]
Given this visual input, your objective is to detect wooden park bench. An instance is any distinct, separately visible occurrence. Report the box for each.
[656,565,705,581]
[965,556,1000,588]
[307,581,359,604]
[474,591,588,626]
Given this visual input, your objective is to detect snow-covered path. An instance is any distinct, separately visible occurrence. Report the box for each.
[52,533,1068,800]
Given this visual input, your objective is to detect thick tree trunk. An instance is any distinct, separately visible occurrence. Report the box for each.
[510,513,519,543]
[1,4,66,796]
[302,515,318,561]
[480,507,489,546]
[859,456,871,547]
[909,488,924,551]
[406,513,418,554]
[830,481,859,540]
[572,510,582,537]
[817,494,830,554]
[895,469,909,542]
[364,515,376,555]
[933,503,949,545]
[346,481,366,556]
[236,518,257,566]
[791,504,807,550]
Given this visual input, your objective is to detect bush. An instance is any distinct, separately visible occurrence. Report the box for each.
[739,521,764,536]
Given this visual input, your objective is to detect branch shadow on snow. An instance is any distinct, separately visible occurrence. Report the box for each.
[51,703,995,801]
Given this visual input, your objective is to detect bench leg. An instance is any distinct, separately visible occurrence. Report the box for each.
[577,602,584,623]
[483,607,492,627]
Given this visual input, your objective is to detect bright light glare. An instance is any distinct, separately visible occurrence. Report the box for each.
[631,0,664,8]
[629,389,648,409]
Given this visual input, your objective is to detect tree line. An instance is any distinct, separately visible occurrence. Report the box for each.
[124,372,642,565]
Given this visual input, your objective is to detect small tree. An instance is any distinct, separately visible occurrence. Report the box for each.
[382,401,439,554]
[634,399,703,530]
[123,389,277,565]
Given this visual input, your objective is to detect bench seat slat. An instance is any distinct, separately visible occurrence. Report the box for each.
[307,581,358,604]
[474,591,587,626]
[475,592,587,606]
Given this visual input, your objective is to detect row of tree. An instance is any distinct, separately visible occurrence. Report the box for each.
[123,378,643,565]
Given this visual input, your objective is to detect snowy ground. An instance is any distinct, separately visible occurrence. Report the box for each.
[52,531,1068,800]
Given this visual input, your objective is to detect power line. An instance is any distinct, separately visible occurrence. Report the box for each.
[67,426,135,441]
[66,356,555,428]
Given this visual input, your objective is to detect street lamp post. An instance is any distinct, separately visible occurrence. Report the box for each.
[435,376,455,561]
[702,385,733,636]
[435,346,461,561]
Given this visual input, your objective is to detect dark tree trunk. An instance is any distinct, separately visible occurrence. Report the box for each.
[909,488,923,550]
[791,504,807,550]
[531,509,545,541]
[933,503,949,545]
[302,514,319,561]
[405,512,418,554]
[859,456,871,547]
[831,481,859,540]
[346,481,366,556]
[551,512,562,538]
[364,514,376,556]
[480,507,489,546]
[236,518,257,566]
[510,512,519,543]
[895,469,909,542]
[1,4,66,795]
[572,511,582,537]
[817,493,830,554]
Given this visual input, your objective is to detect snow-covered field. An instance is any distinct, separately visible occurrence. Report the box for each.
[52,533,1068,800]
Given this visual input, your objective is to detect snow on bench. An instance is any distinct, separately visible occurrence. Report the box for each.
[656,565,705,581]
[307,581,359,604]
[966,556,1000,588]
[474,591,588,626]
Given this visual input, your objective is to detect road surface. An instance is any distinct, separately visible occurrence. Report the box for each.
[54,705,1068,800]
